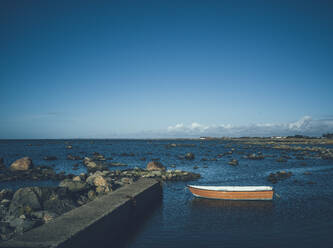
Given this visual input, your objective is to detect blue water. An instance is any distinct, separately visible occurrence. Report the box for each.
[1,139,333,247]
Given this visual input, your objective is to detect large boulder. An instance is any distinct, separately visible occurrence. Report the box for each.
[86,173,107,187]
[9,187,42,215]
[10,157,33,171]
[146,161,166,171]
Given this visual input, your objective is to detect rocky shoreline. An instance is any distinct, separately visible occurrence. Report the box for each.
[0,157,200,241]
[1,137,332,241]
[227,137,333,160]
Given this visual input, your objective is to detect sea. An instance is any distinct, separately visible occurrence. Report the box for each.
[1,139,333,248]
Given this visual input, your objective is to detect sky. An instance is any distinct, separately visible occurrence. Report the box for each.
[1,0,333,138]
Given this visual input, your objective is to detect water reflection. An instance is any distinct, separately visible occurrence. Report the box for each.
[190,197,274,210]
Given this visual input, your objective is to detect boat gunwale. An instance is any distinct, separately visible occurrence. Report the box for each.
[187,185,274,192]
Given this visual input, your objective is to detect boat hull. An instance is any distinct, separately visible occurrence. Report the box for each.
[188,186,274,200]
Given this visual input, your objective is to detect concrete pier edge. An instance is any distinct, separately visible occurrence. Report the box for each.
[0,178,162,248]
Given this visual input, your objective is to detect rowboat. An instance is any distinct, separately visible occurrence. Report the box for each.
[187,185,274,200]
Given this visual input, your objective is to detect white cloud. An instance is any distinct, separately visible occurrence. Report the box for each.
[163,116,333,137]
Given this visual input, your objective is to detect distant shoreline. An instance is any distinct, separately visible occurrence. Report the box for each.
[0,136,330,141]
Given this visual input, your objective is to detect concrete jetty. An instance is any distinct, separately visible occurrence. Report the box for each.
[0,178,162,248]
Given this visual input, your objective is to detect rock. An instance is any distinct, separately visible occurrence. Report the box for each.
[87,190,96,201]
[59,179,86,193]
[152,171,162,177]
[276,157,287,163]
[146,161,166,171]
[43,212,56,223]
[185,152,195,160]
[193,166,199,169]
[86,173,107,187]
[267,171,293,183]
[66,145,73,149]
[31,210,57,223]
[67,154,82,160]
[10,157,33,171]
[121,177,133,184]
[86,161,97,169]
[93,175,107,187]
[43,198,76,215]
[95,186,105,194]
[0,189,13,201]
[228,159,239,166]
[72,176,81,182]
[247,153,264,160]
[1,199,10,207]
[0,221,14,241]
[109,162,127,167]
[9,187,42,215]
[43,156,57,161]
[93,153,106,161]
[83,157,92,164]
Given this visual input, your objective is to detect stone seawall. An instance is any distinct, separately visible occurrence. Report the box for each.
[0,178,162,248]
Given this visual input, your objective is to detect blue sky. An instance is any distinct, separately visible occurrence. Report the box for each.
[1,0,333,138]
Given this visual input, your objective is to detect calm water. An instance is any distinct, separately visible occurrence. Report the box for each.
[1,139,333,248]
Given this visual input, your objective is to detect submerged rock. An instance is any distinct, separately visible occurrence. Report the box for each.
[10,157,33,171]
[267,171,292,183]
[67,154,82,160]
[43,156,57,161]
[185,152,195,160]
[93,153,106,161]
[247,153,265,160]
[276,157,287,163]
[228,159,239,166]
